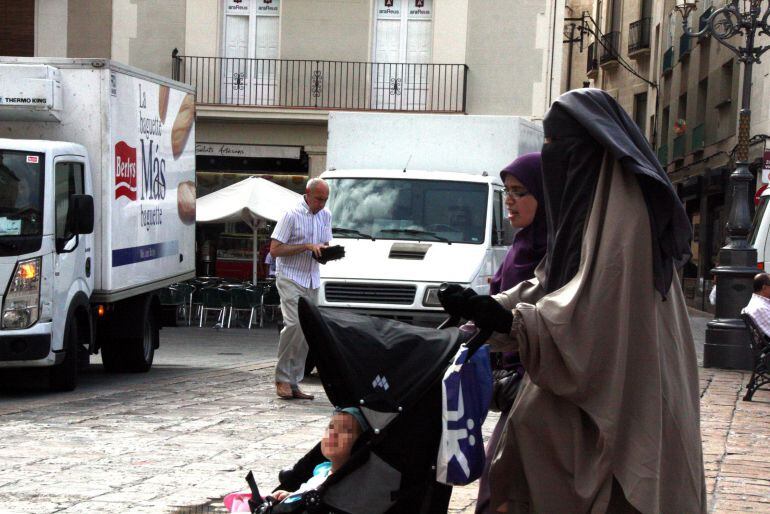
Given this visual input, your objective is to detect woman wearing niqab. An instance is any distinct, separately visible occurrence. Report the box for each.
[458,89,706,513]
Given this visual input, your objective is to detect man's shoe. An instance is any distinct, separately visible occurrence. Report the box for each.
[276,382,293,399]
[291,386,314,400]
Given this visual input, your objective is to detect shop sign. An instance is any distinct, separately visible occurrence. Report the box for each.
[196,142,300,159]
[408,0,432,19]
[378,0,401,19]
[257,0,279,15]
[226,0,250,13]
[763,147,770,183]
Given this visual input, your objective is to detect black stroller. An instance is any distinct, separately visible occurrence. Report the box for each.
[244,297,490,514]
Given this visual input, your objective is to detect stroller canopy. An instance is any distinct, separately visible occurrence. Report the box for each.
[298,298,463,428]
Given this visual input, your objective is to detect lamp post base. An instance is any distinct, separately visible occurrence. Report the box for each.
[704,319,753,370]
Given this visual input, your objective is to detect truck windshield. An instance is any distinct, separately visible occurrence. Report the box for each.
[326,178,488,244]
[0,150,44,239]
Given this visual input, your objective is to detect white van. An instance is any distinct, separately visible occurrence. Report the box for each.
[318,112,543,325]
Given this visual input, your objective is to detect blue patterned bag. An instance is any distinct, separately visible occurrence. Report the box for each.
[436,343,493,485]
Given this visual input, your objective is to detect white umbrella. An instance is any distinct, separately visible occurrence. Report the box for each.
[196,176,302,283]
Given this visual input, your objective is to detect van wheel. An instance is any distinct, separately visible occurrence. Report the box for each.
[101,297,157,373]
[50,318,79,392]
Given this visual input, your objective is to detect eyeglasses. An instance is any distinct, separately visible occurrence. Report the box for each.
[503,188,531,199]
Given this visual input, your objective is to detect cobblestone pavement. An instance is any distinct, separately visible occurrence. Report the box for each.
[0,316,768,513]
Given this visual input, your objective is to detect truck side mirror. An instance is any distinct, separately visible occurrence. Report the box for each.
[71,194,94,235]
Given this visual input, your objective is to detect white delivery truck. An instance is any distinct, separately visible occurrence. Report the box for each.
[0,58,197,390]
[319,112,543,325]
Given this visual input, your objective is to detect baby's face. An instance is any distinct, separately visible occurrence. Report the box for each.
[321,413,361,464]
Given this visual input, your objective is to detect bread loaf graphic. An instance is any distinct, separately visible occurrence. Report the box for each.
[177,180,196,225]
[159,85,170,123]
[171,94,195,159]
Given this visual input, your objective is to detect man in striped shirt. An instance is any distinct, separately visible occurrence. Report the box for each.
[270,178,332,400]
[742,272,770,338]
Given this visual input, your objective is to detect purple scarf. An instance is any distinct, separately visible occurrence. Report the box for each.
[489,152,547,295]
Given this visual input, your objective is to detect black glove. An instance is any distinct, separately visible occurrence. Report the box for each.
[437,283,477,319]
[466,295,514,333]
[490,368,522,413]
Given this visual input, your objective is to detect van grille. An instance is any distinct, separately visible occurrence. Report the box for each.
[324,283,416,305]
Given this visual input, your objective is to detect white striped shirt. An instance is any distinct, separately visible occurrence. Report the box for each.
[742,293,770,338]
[271,197,332,289]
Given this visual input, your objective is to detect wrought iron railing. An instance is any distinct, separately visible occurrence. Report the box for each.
[657,144,669,165]
[662,47,675,73]
[692,123,706,151]
[673,134,687,159]
[171,52,468,113]
[629,18,652,54]
[600,31,621,64]
[586,42,598,75]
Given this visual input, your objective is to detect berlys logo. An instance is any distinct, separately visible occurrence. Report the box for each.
[115,141,138,201]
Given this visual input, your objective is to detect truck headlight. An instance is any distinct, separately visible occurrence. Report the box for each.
[423,286,442,307]
[2,257,41,329]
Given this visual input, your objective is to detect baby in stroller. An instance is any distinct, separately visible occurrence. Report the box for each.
[225,407,369,513]
[271,407,370,504]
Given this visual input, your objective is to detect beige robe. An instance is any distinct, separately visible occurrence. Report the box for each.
[487,157,706,513]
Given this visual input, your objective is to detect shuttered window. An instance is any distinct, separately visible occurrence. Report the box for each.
[0,0,34,57]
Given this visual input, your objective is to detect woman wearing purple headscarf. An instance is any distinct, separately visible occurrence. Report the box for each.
[475,152,546,514]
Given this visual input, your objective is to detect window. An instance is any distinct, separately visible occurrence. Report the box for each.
[326,177,487,244]
[633,92,648,135]
[221,0,280,104]
[716,60,735,141]
[697,79,708,119]
[55,162,85,241]
[372,0,433,109]
[0,1,34,56]
[641,0,652,19]
[607,0,622,33]
[678,93,688,124]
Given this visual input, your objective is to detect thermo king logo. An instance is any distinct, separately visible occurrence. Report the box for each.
[115,141,138,201]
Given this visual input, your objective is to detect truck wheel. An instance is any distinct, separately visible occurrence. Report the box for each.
[101,296,157,373]
[49,318,79,392]
[127,306,157,372]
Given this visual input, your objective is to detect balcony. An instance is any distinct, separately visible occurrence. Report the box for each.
[171,54,469,113]
[600,32,621,65]
[657,144,669,165]
[673,134,687,160]
[679,33,692,61]
[662,47,674,74]
[692,123,706,151]
[586,42,599,76]
[628,18,651,56]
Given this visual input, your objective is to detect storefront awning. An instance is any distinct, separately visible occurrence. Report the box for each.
[196,176,301,224]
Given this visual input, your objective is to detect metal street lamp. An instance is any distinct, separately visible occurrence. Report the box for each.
[674,0,770,369]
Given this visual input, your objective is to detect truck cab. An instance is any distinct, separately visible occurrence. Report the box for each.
[0,139,94,389]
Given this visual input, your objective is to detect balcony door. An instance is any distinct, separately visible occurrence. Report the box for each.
[222,0,279,105]
[372,0,433,110]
